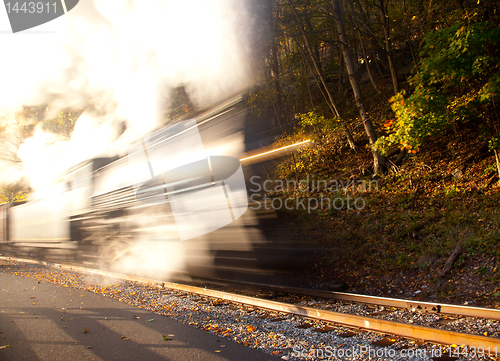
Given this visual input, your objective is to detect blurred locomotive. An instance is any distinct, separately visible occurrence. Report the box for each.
[0,96,290,281]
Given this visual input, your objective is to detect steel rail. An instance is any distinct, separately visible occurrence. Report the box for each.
[157,284,500,350]
[209,279,500,321]
[1,256,500,350]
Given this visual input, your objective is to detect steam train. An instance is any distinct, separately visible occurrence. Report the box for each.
[0,97,288,281]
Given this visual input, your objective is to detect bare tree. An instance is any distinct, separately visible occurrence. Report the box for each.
[346,0,381,93]
[331,0,388,173]
[0,113,29,173]
[288,1,357,150]
[269,0,285,124]
[376,0,399,94]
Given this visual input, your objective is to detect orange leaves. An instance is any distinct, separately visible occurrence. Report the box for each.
[383,119,394,129]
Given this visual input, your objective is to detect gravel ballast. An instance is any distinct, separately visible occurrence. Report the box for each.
[0,259,498,361]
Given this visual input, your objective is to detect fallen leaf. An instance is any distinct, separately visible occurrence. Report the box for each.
[163,335,171,341]
[147,319,155,322]
[0,345,11,349]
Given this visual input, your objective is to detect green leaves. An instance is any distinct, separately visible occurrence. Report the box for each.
[416,22,500,89]
[377,21,500,153]
[488,137,500,152]
[295,112,340,141]
[375,89,448,154]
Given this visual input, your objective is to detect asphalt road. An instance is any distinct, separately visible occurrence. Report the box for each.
[0,272,279,360]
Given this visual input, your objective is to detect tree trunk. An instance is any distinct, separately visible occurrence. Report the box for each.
[289,1,357,150]
[346,0,381,93]
[258,0,285,130]
[304,63,315,109]
[270,21,284,122]
[296,43,331,113]
[331,0,387,173]
[303,7,323,70]
[360,34,381,93]
[353,0,387,75]
[370,42,385,78]
[338,46,344,92]
[377,0,399,95]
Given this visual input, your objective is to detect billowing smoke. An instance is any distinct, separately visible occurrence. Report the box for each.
[0,0,253,190]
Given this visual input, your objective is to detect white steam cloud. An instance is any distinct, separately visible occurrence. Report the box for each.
[0,0,252,190]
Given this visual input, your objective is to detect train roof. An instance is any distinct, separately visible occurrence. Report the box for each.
[62,157,119,175]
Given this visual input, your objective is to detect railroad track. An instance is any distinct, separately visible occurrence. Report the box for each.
[194,277,500,321]
[2,255,500,358]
